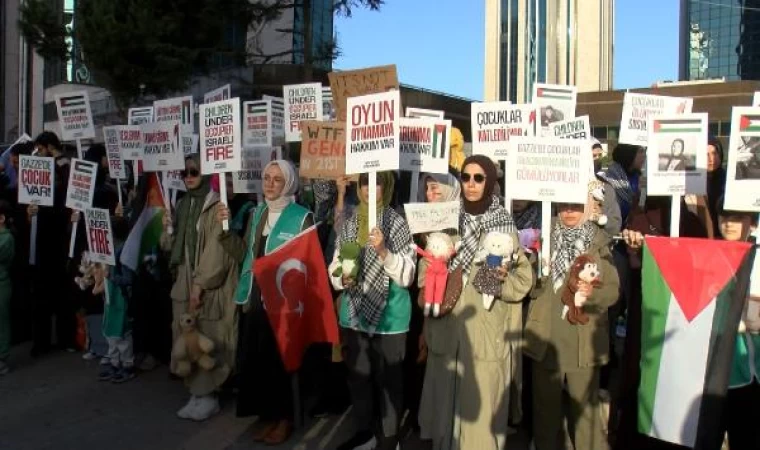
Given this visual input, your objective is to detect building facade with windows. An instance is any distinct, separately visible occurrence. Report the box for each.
[484,0,614,103]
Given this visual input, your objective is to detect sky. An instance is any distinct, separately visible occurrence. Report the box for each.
[335,0,681,100]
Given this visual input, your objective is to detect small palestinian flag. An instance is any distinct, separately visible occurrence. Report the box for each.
[433,124,447,159]
[652,118,702,134]
[536,86,574,101]
[59,95,86,108]
[181,100,192,125]
[739,114,760,132]
[248,105,268,115]
[638,237,753,448]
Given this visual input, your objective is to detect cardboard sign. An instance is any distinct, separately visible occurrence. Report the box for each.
[163,170,187,192]
[55,91,96,141]
[550,115,591,140]
[84,208,115,266]
[403,201,460,234]
[399,117,451,174]
[103,126,126,180]
[471,102,536,160]
[204,84,231,104]
[66,158,98,210]
[328,65,399,122]
[406,107,445,119]
[141,121,183,172]
[646,114,708,196]
[154,96,194,137]
[200,98,242,174]
[619,93,694,146]
[118,125,143,160]
[322,86,335,121]
[128,107,154,125]
[284,83,323,142]
[724,107,760,211]
[300,121,346,179]
[506,137,592,203]
[233,146,282,194]
[182,134,199,155]
[532,83,577,137]
[345,91,401,174]
[18,155,54,206]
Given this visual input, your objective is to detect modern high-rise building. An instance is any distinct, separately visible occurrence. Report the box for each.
[484,0,614,103]
[679,0,760,81]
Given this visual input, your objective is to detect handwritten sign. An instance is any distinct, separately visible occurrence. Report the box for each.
[85,208,115,266]
[724,107,760,211]
[199,98,242,174]
[506,137,592,203]
[403,201,460,234]
[471,102,536,160]
[550,115,590,140]
[233,146,281,194]
[284,83,323,142]
[532,83,577,137]
[128,107,153,125]
[66,158,98,210]
[141,121,183,172]
[55,92,95,141]
[619,93,693,146]
[646,114,708,196]
[300,121,346,179]
[399,117,451,174]
[406,107,445,119]
[103,126,126,180]
[328,65,399,122]
[18,155,54,206]
[346,91,400,174]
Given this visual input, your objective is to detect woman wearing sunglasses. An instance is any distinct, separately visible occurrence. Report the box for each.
[422,155,533,450]
[160,155,239,422]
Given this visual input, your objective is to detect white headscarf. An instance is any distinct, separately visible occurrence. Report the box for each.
[418,172,461,203]
[262,160,298,234]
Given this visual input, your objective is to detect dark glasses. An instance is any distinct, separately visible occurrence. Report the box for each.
[461,173,486,184]
[181,168,200,178]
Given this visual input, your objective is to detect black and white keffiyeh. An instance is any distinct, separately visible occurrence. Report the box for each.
[338,207,413,331]
[598,162,633,206]
[514,202,541,230]
[550,220,597,292]
[450,195,515,276]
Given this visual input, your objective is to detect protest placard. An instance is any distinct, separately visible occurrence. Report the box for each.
[403,201,460,235]
[619,93,693,146]
[233,146,282,194]
[200,98,242,174]
[328,65,399,122]
[103,127,126,180]
[163,170,187,192]
[471,102,536,160]
[128,107,153,125]
[550,115,590,140]
[322,86,335,121]
[18,155,54,206]
[406,107,445,119]
[645,114,708,196]
[84,208,115,266]
[399,117,451,174]
[66,158,98,210]
[204,84,231,104]
[154,96,194,137]
[55,92,95,141]
[531,83,577,137]
[724,107,760,211]
[182,134,199,155]
[244,101,272,147]
[345,91,401,174]
[753,92,760,107]
[506,137,592,203]
[263,97,286,145]
[300,121,346,179]
[141,121,183,172]
[117,125,143,160]
[284,83,323,142]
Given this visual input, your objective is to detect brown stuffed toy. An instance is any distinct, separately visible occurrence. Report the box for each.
[561,254,602,325]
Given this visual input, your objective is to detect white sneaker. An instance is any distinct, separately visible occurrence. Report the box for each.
[189,395,220,422]
[176,396,198,419]
[82,352,98,361]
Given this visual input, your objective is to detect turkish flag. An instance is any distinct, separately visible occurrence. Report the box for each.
[253,225,340,372]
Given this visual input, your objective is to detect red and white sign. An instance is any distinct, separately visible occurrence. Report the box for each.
[345,91,401,174]
[103,126,127,180]
[283,83,323,142]
[154,96,194,138]
[84,207,116,266]
[471,102,536,160]
[204,84,231,104]
[399,117,451,174]
[66,158,98,210]
[18,155,55,206]
[199,98,242,174]
[141,121,183,172]
[233,146,281,194]
[55,91,96,141]
[117,125,143,161]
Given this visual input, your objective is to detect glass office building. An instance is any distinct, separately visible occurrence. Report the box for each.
[293,0,334,71]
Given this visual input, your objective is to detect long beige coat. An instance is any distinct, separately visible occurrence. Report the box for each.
[161,191,239,396]
[418,232,534,450]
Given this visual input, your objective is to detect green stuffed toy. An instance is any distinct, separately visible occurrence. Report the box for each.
[332,242,362,279]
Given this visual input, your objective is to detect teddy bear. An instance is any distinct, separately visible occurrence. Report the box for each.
[75,251,96,291]
[171,312,216,377]
[561,254,602,325]
[411,232,457,317]
[473,231,516,310]
[588,180,609,227]
[332,242,362,280]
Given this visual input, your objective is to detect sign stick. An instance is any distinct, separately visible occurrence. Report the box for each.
[219,173,229,231]
[368,171,378,233]
[69,212,79,258]
[410,171,419,203]
[75,139,83,159]
[670,195,681,238]
[541,201,552,275]
[29,215,37,266]
[116,179,123,206]
[157,174,173,235]
[170,189,177,208]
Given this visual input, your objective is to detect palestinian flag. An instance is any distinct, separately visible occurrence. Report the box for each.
[120,173,165,271]
[433,124,447,159]
[59,95,86,108]
[247,103,267,115]
[652,118,702,134]
[638,237,754,448]
[739,114,760,132]
[536,86,574,100]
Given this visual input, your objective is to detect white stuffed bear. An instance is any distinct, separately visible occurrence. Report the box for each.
[473,231,516,310]
[588,180,609,227]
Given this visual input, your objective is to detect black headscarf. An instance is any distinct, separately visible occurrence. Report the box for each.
[461,155,498,215]
[612,144,643,175]
[707,137,726,236]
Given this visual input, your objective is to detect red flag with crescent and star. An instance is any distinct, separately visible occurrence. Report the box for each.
[253,225,340,372]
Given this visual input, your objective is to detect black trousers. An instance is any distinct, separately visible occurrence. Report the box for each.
[721,381,760,450]
[31,267,76,352]
[342,328,406,438]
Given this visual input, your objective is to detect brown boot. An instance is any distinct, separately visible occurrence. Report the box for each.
[253,421,276,442]
[263,420,293,446]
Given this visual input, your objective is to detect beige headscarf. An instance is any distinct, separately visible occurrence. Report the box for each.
[418,172,461,203]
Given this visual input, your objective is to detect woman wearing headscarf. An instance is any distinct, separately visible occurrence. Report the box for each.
[420,156,533,450]
[160,155,238,422]
[329,171,415,450]
[524,184,620,450]
[217,159,312,445]
[706,137,726,237]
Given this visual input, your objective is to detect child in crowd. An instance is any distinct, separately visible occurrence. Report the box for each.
[93,262,135,383]
[0,200,15,375]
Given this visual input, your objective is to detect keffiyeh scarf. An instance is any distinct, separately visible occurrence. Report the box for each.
[450,195,515,276]
[598,162,633,206]
[550,220,597,292]
[514,202,541,230]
